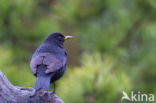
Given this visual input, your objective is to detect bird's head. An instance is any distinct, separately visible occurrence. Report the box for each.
[44,32,72,47]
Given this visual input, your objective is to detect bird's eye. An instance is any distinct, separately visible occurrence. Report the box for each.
[58,36,63,40]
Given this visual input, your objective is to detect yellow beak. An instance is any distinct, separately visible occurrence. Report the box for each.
[64,36,72,40]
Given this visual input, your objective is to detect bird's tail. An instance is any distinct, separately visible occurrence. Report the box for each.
[34,64,54,91]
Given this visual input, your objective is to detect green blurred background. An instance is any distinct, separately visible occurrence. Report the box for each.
[0,0,155,103]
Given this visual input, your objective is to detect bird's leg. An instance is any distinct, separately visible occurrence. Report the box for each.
[53,82,56,94]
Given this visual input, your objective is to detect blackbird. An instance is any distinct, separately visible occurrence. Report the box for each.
[30,32,72,92]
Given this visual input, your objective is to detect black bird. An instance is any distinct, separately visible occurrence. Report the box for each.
[30,32,72,92]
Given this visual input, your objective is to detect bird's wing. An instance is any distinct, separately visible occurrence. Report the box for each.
[30,53,66,74]
[43,53,66,74]
[30,53,45,74]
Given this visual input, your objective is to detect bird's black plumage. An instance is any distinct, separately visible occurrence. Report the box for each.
[30,32,69,91]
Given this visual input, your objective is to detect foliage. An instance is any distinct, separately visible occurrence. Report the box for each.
[57,53,132,103]
[0,0,155,103]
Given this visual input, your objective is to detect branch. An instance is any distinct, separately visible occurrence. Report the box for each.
[0,70,64,103]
